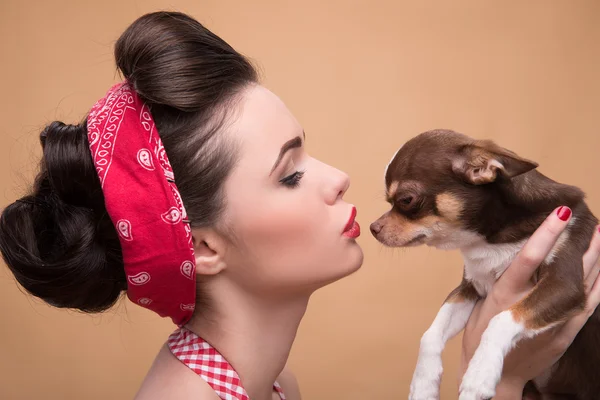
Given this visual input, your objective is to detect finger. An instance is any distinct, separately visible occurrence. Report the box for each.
[557,271,600,344]
[583,225,600,289]
[587,267,600,308]
[555,311,588,349]
[499,206,572,290]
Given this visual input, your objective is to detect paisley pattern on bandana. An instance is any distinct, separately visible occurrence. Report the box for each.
[87,82,196,326]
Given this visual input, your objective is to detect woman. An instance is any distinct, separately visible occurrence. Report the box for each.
[0,11,598,400]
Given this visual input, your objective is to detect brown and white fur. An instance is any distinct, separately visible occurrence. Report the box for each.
[370,130,600,400]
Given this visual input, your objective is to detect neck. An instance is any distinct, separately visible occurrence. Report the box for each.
[185,281,309,400]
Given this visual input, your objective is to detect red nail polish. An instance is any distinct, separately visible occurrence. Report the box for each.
[557,206,572,221]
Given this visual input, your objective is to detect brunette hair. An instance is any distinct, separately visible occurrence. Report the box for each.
[0,11,258,312]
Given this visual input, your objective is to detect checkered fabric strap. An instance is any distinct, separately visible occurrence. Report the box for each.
[168,327,286,400]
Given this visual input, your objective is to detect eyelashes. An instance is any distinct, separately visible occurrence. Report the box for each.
[279,170,305,188]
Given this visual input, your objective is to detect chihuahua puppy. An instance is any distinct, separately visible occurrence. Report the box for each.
[371,130,599,400]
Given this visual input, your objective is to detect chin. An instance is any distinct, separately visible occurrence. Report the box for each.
[315,245,364,289]
[340,245,364,281]
[347,245,364,273]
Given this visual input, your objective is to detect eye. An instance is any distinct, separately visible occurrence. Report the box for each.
[396,194,421,211]
[279,170,305,188]
[400,196,413,206]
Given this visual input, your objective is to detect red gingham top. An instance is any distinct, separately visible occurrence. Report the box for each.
[168,327,286,400]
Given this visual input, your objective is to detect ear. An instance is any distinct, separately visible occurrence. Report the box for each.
[191,229,227,276]
[452,139,538,185]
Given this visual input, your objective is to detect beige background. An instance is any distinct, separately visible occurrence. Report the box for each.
[1,1,599,399]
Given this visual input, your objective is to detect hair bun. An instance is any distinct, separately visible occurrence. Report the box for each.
[114,11,257,112]
[0,120,126,313]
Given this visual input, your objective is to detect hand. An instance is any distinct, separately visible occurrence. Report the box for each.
[460,206,600,396]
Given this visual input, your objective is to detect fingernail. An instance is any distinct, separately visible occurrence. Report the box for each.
[557,206,572,221]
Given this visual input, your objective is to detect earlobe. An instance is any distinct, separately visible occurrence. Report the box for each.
[192,232,227,276]
[454,158,505,185]
[452,140,538,185]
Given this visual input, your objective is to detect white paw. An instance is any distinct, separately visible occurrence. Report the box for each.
[408,355,443,400]
[458,347,503,400]
[458,386,495,400]
[409,379,440,400]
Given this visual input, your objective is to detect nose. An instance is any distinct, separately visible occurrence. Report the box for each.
[370,221,383,236]
[324,164,350,205]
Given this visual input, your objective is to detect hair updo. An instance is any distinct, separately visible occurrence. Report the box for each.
[0,11,258,312]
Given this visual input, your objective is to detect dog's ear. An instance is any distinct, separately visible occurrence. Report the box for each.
[452,140,538,185]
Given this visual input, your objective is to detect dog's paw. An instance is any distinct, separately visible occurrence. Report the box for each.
[408,357,443,400]
[457,388,494,400]
[409,369,442,400]
[458,348,502,400]
[408,381,440,400]
[458,371,499,400]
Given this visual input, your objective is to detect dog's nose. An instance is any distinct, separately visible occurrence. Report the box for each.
[370,221,382,236]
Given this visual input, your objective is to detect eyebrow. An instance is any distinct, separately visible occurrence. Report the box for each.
[270,131,305,175]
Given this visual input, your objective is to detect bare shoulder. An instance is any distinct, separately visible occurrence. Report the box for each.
[134,343,219,400]
[277,367,301,400]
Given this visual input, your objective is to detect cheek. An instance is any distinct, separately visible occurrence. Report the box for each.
[237,200,326,262]
[225,190,352,289]
[231,202,361,290]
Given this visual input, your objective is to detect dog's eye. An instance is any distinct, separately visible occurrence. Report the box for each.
[400,196,413,206]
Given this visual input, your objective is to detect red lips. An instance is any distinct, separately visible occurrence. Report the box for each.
[343,206,361,238]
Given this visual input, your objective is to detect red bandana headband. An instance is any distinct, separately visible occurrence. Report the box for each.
[87,82,196,326]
